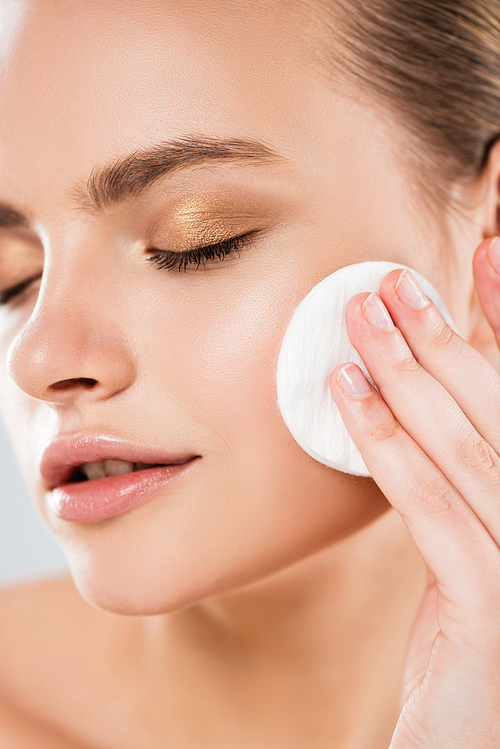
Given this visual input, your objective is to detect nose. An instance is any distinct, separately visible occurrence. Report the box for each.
[6,267,136,406]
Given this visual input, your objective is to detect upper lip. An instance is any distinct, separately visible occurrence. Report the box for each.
[40,433,199,489]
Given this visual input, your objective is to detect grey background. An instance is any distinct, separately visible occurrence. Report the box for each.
[0,417,69,586]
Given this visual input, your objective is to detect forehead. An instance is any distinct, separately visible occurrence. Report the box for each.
[0,0,322,212]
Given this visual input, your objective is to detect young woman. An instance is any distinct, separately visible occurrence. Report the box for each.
[0,0,499,746]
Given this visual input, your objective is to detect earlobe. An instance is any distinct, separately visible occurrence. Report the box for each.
[467,284,500,371]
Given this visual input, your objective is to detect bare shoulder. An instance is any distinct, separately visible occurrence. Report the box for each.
[0,575,134,745]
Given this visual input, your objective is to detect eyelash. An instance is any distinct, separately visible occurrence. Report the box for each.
[0,274,42,307]
[0,231,256,307]
[146,231,257,272]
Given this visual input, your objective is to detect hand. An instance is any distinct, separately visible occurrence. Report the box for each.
[330,238,500,749]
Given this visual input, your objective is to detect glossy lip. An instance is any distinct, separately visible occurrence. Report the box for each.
[40,433,201,523]
[40,433,199,489]
[46,461,199,523]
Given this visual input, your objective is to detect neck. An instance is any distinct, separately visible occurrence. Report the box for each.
[138,509,427,748]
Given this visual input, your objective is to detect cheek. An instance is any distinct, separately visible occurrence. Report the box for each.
[139,267,377,520]
[143,269,297,457]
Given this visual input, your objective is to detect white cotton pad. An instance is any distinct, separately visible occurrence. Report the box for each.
[276,261,460,477]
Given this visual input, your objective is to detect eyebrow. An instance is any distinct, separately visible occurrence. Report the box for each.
[0,135,286,227]
[76,135,285,213]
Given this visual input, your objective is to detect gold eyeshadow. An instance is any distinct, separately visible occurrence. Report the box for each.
[151,191,271,250]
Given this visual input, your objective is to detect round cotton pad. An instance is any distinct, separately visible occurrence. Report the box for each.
[276,261,460,477]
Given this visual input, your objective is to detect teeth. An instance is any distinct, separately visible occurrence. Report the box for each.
[82,461,106,481]
[81,459,136,480]
[104,459,136,476]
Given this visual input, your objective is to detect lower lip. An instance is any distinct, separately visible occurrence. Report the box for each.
[46,461,198,522]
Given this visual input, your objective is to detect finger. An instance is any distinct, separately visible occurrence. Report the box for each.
[343,292,500,543]
[330,364,500,624]
[473,236,500,349]
[377,266,500,452]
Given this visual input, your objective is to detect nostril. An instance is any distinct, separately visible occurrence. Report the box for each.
[49,377,98,392]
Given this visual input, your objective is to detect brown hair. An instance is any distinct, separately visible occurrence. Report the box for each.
[316,0,500,192]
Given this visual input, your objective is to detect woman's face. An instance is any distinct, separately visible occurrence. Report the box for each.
[0,0,476,614]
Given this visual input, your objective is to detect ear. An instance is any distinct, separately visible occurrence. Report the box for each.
[465,138,500,370]
[479,138,500,240]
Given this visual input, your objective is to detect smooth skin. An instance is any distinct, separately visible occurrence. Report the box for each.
[0,0,500,747]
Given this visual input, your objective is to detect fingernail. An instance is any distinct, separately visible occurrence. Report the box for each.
[487,237,500,274]
[361,292,394,330]
[336,364,373,398]
[395,269,430,310]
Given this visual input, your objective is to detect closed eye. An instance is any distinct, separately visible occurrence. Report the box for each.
[0,273,43,306]
[146,230,259,272]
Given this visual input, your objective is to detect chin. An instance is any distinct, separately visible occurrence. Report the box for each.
[65,548,279,618]
[64,512,390,619]
[70,567,200,617]
[48,457,389,617]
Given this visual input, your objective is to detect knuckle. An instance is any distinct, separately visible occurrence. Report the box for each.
[420,475,459,516]
[430,319,461,355]
[457,429,500,477]
[366,415,401,444]
[393,353,419,376]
